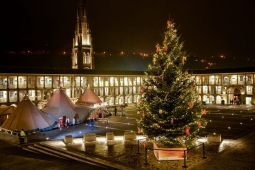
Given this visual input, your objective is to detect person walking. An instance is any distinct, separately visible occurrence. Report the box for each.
[20,129,26,144]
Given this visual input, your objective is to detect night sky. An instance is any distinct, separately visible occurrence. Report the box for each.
[1,0,255,61]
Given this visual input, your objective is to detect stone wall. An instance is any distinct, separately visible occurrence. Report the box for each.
[0,131,20,144]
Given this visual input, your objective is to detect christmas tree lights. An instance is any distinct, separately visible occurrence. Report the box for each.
[137,20,207,148]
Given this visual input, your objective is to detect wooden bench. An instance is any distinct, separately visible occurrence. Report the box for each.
[106,132,116,145]
[64,135,73,144]
[98,118,109,124]
[207,134,221,142]
[123,132,137,145]
[83,133,97,145]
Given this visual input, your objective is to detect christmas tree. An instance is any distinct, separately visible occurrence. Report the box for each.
[137,20,207,148]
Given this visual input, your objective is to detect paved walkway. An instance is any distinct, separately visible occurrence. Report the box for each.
[190,130,255,170]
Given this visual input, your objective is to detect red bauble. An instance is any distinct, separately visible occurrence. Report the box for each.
[137,128,141,134]
[156,45,160,53]
[164,45,168,51]
[202,109,207,115]
[189,102,193,109]
[167,20,172,26]
[182,57,186,65]
[141,87,144,94]
[198,120,201,127]
[185,127,190,136]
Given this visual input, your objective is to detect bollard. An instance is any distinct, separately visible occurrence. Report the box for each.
[144,147,148,165]
[136,139,140,154]
[182,150,187,168]
[202,142,207,158]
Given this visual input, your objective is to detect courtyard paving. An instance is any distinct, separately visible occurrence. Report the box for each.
[1,104,255,169]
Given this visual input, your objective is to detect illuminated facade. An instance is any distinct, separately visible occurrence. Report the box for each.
[0,69,144,108]
[191,70,254,105]
[71,0,94,69]
[0,67,255,107]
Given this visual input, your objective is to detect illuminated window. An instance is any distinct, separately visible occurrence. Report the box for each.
[9,78,13,85]
[37,78,40,84]
[240,76,243,81]
[28,78,32,84]
[124,77,128,86]
[10,91,14,97]
[248,76,251,81]
[224,77,228,83]
[0,91,3,98]
[137,77,141,85]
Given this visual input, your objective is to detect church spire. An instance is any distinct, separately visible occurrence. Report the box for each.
[72,0,94,69]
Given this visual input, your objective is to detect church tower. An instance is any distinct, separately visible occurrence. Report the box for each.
[71,0,94,69]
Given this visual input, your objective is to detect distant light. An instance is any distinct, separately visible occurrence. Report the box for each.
[121,51,124,55]
[63,51,66,55]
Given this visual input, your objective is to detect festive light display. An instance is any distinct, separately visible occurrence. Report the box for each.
[137,20,207,148]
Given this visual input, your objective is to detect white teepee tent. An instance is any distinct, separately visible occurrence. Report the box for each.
[1,95,57,132]
[76,85,101,104]
[42,88,89,123]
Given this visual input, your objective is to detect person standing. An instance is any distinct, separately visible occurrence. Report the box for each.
[121,107,124,116]
[20,129,26,144]
[72,117,76,128]
[114,107,117,116]
[66,117,70,128]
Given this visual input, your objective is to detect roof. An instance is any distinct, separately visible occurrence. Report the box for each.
[1,66,255,76]
[0,66,145,75]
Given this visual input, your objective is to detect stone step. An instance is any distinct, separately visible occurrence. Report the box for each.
[27,142,135,170]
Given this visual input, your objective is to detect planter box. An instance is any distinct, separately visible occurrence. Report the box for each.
[153,142,187,160]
